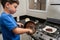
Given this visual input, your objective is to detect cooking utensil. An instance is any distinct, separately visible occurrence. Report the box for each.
[24,21,36,34]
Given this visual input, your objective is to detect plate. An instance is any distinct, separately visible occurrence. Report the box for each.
[43,26,57,33]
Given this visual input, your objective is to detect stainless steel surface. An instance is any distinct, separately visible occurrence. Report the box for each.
[20,18,60,40]
[30,18,60,40]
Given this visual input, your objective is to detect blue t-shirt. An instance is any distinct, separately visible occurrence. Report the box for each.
[0,12,20,40]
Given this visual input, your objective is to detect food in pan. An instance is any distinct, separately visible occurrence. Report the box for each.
[46,28,52,32]
[43,26,57,33]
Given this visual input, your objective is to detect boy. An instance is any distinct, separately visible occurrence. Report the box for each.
[0,0,34,40]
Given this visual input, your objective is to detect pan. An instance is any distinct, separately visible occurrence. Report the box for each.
[24,21,36,34]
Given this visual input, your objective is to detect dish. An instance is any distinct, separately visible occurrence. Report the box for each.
[43,26,57,33]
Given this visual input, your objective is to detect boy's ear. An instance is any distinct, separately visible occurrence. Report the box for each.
[5,2,10,8]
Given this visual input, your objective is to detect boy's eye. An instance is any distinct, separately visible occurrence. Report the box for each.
[14,6,17,8]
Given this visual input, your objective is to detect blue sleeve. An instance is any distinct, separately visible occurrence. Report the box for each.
[0,17,1,25]
[2,15,17,31]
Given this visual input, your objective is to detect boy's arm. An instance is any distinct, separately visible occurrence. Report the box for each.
[12,27,33,34]
[2,15,33,34]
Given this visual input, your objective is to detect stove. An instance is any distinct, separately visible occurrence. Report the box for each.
[30,18,60,40]
[20,18,60,40]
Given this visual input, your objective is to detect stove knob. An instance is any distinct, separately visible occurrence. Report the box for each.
[50,39,53,40]
[36,31,39,34]
[39,29,42,31]
[40,34,43,36]
[57,32,59,34]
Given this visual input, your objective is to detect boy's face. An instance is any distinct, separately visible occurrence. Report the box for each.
[6,2,18,14]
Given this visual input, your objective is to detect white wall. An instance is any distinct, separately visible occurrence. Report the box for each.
[13,0,27,17]
[27,11,48,19]
[26,0,60,19]
[0,4,3,15]
[47,0,60,19]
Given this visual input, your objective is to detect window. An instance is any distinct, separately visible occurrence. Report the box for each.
[27,0,50,12]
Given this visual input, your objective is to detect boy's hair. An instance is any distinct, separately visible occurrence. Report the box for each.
[1,0,19,8]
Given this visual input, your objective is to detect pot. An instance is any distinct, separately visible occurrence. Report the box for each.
[24,21,36,34]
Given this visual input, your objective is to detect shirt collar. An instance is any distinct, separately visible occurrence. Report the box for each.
[2,11,12,16]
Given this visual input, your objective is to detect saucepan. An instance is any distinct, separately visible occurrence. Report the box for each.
[24,21,36,35]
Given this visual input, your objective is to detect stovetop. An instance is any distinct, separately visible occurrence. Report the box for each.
[35,18,60,38]
[19,18,60,40]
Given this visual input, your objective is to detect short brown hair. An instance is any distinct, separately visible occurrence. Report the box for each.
[1,0,19,8]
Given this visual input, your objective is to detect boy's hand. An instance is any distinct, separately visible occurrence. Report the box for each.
[17,23,24,28]
[27,29,35,35]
